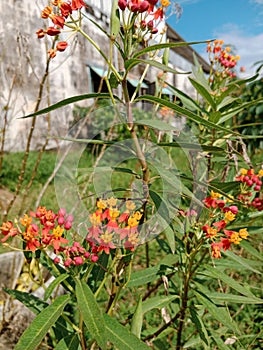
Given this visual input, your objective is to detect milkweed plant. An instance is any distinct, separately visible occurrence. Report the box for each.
[1,1,263,349]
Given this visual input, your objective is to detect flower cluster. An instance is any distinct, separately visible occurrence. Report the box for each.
[86,197,143,254]
[235,168,263,211]
[202,190,249,259]
[36,0,87,58]
[0,206,101,269]
[118,0,170,36]
[0,207,73,252]
[207,39,240,79]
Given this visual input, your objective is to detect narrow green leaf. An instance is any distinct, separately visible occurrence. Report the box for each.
[21,93,120,118]
[132,40,210,59]
[200,265,256,297]
[136,119,179,131]
[142,295,178,314]
[240,240,263,261]
[206,292,263,304]
[4,288,48,314]
[164,225,175,253]
[131,296,143,338]
[127,265,165,288]
[125,58,185,74]
[55,334,81,350]
[223,250,262,274]
[195,291,241,334]
[212,334,231,350]
[14,294,70,350]
[75,278,107,349]
[190,306,210,346]
[189,78,216,110]
[149,189,171,224]
[134,95,239,135]
[104,314,149,350]
[209,111,222,123]
[164,82,203,112]
[44,274,70,301]
[159,141,224,153]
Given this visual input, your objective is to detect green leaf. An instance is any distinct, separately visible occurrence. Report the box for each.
[127,265,166,288]
[142,295,179,314]
[125,58,185,74]
[14,294,70,350]
[21,93,120,118]
[159,141,224,153]
[149,189,171,224]
[131,296,143,338]
[136,119,179,131]
[195,291,241,334]
[200,265,256,297]
[189,78,216,110]
[134,95,239,135]
[223,250,262,274]
[240,240,263,261]
[164,82,204,112]
[163,225,175,253]
[3,288,48,314]
[209,111,222,123]
[132,40,210,59]
[44,274,70,301]
[55,334,81,350]
[206,292,263,304]
[104,314,149,350]
[190,306,210,346]
[75,278,107,349]
[212,334,231,350]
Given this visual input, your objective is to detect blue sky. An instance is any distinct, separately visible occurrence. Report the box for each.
[167,0,263,76]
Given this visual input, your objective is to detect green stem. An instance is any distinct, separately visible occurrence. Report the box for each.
[76,26,122,82]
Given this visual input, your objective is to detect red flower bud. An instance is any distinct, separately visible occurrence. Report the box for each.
[36,29,45,39]
[118,0,127,11]
[56,41,68,52]
[46,27,61,36]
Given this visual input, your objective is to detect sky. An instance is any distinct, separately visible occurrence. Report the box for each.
[167,0,263,77]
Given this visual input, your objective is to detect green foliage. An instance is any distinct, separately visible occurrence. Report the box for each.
[235,76,263,153]
[1,2,263,350]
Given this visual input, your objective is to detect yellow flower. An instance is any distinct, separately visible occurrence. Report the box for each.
[161,0,170,7]
[20,214,32,227]
[229,232,242,244]
[100,231,113,244]
[240,168,248,175]
[90,213,101,226]
[134,211,142,221]
[126,200,136,211]
[258,169,263,177]
[128,217,139,228]
[211,190,221,199]
[109,208,120,220]
[52,225,64,239]
[97,199,107,211]
[239,228,249,239]
[224,211,236,222]
[107,197,118,207]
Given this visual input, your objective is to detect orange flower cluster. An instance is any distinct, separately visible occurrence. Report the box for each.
[36,0,87,58]
[0,206,101,269]
[207,39,240,79]
[118,0,170,35]
[86,197,143,254]
[202,190,249,259]
[0,207,73,252]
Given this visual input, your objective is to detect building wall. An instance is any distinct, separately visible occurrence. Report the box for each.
[0,0,203,151]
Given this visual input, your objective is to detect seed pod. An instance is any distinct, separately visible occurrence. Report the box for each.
[110,0,120,40]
